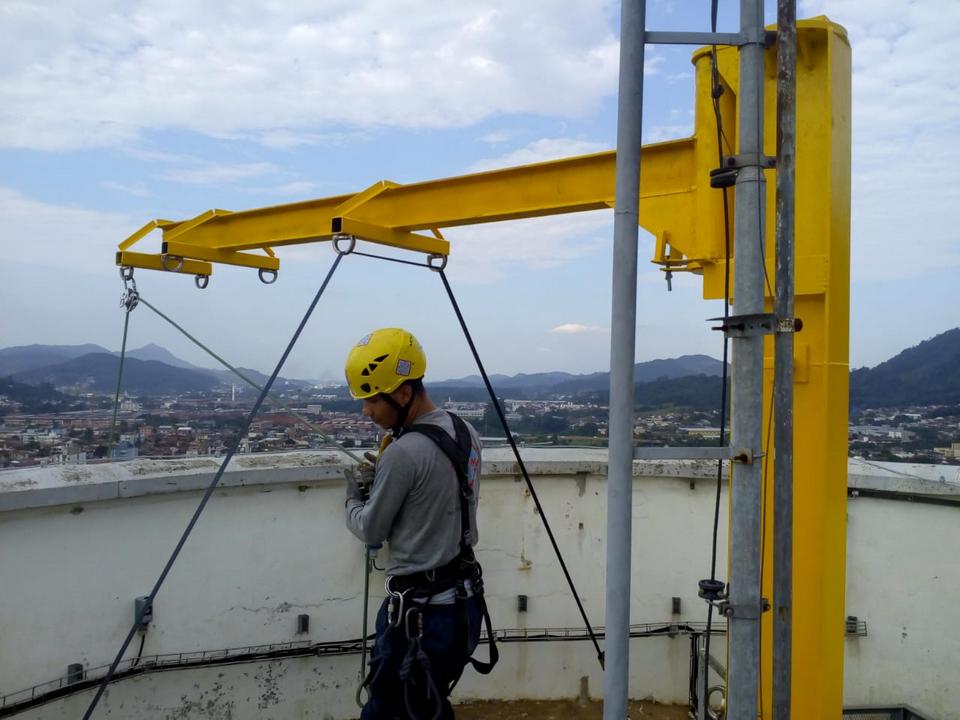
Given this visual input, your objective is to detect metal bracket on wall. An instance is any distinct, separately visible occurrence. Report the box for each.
[709,312,777,338]
[717,597,770,620]
[633,446,754,463]
[721,153,777,170]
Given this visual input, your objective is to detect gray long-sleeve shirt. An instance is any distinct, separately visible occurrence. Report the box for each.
[345,409,481,576]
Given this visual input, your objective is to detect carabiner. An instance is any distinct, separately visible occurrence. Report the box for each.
[195,274,210,290]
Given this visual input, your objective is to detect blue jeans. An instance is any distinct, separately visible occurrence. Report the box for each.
[361,596,482,720]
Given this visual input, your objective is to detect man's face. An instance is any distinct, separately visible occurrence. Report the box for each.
[361,386,412,429]
[361,396,396,429]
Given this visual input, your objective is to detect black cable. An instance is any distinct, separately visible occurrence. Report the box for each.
[436,268,604,669]
[703,0,733,714]
[81,252,344,720]
[351,250,433,268]
[106,308,132,461]
[131,633,146,668]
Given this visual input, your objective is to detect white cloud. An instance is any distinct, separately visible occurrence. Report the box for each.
[156,162,280,185]
[0,1,621,151]
[0,187,133,273]
[443,210,613,284]
[469,137,610,172]
[799,1,960,279]
[100,180,152,197]
[550,323,607,334]
[238,180,322,197]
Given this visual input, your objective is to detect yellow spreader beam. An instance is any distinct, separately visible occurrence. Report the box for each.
[115,17,850,718]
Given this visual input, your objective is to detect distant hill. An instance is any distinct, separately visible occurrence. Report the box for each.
[0,377,76,413]
[207,366,314,392]
[434,354,725,394]
[124,343,200,369]
[12,353,219,395]
[0,344,111,376]
[850,328,960,408]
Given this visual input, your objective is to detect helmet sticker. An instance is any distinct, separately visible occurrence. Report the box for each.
[356,334,372,347]
[396,359,412,377]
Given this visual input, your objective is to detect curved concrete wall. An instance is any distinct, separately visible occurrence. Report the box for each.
[0,452,956,718]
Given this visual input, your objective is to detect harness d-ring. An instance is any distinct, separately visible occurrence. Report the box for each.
[427,254,448,272]
[161,254,184,272]
[195,274,210,289]
[334,234,357,255]
[258,268,278,284]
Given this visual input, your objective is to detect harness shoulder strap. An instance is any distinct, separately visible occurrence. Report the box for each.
[405,412,474,547]
[403,413,500,678]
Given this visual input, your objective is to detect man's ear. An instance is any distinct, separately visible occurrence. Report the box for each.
[391,383,412,406]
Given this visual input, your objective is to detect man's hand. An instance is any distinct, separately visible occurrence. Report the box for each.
[344,461,375,503]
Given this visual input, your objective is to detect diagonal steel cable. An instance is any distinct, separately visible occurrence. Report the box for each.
[135,295,363,464]
[436,268,605,668]
[82,252,345,719]
[105,311,132,462]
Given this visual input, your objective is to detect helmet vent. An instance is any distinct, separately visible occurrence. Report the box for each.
[374,354,389,362]
[360,383,371,394]
[361,368,370,376]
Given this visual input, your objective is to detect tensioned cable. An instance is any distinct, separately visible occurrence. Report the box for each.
[82,252,345,720]
[135,295,363,465]
[703,0,734,712]
[351,250,433,268]
[105,312,131,461]
[436,268,604,668]
[106,290,137,461]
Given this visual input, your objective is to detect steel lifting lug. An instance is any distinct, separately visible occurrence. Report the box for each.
[333,234,357,255]
[119,266,135,282]
[258,268,278,285]
[427,253,448,272]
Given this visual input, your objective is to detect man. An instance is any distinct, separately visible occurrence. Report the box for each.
[343,328,497,720]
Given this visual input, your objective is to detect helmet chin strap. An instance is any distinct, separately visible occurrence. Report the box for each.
[380,390,418,438]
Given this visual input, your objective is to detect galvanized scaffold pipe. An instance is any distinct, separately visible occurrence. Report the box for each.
[603,1,646,718]
[773,0,797,718]
[726,0,768,718]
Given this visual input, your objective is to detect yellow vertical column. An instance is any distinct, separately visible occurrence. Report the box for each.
[756,19,851,719]
[689,17,850,718]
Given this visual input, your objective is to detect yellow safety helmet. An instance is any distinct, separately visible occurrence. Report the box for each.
[345,328,427,399]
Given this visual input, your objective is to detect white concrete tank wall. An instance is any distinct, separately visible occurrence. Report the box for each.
[0,452,957,718]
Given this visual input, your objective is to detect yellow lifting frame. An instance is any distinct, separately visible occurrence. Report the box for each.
[114,17,850,717]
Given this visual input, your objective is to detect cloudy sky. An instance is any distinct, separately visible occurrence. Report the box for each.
[0,0,957,382]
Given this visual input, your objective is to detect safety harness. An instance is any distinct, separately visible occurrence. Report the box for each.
[362,411,498,718]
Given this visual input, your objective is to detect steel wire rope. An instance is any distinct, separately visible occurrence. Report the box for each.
[81,252,345,720]
[436,268,605,668]
[703,0,734,714]
[134,295,364,464]
[106,288,137,461]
